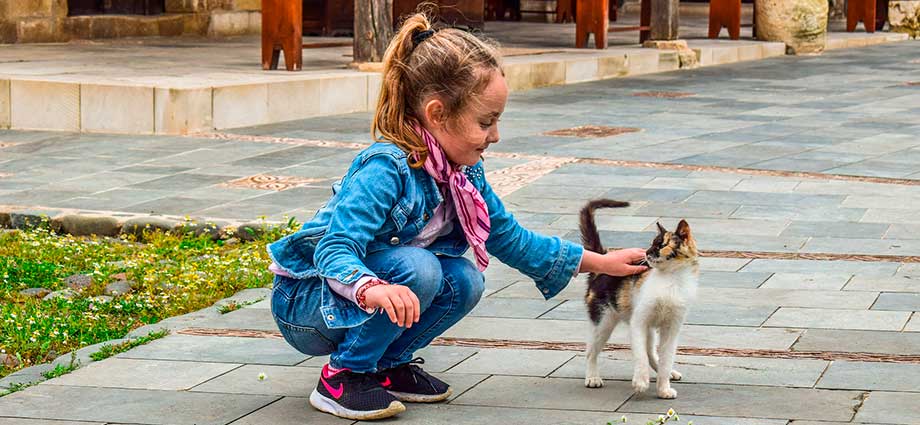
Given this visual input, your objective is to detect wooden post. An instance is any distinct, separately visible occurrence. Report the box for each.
[649,0,679,41]
[261,0,303,71]
[354,0,395,63]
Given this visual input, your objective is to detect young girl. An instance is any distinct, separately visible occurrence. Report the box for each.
[267,12,647,421]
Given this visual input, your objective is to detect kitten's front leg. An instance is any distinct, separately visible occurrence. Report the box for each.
[629,318,651,394]
[656,320,683,399]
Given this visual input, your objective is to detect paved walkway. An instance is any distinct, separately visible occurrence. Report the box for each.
[1,42,920,424]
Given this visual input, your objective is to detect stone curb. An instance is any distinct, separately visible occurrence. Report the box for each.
[0,287,271,393]
[0,206,287,242]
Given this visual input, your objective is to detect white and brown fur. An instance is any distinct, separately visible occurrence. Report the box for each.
[580,199,699,399]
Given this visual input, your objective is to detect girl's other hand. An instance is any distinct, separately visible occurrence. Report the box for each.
[363,284,421,328]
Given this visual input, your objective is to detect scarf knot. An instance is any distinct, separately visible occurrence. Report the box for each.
[414,125,491,271]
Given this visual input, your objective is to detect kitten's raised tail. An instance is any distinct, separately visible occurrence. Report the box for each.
[580,199,631,254]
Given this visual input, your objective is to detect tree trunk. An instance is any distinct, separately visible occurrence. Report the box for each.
[354,0,394,63]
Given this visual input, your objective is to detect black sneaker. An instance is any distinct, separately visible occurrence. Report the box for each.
[373,358,452,403]
[309,364,406,420]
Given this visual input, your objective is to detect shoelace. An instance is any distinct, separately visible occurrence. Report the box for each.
[403,357,437,388]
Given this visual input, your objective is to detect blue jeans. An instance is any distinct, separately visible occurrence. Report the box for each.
[271,247,485,373]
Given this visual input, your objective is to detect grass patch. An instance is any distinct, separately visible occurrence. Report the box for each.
[0,381,36,397]
[217,297,265,314]
[90,329,169,362]
[0,220,297,379]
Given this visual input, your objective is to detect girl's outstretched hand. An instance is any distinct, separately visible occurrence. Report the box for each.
[363,284,421,328]
[580,248,648,277]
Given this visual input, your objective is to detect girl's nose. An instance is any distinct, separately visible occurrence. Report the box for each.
[487,126,500,144]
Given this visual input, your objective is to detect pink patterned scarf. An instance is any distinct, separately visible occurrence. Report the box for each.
[415,125,491,271]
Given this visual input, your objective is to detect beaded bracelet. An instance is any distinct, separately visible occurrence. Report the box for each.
[356,278,388,310]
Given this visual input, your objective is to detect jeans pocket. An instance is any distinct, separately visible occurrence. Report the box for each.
[275,316,337,356]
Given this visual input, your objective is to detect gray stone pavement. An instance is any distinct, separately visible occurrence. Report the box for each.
[2,42,920,424]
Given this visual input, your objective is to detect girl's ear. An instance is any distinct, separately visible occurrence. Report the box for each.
[423,98,446,128]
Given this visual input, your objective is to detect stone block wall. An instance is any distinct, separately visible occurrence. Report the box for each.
[0,0,261,43]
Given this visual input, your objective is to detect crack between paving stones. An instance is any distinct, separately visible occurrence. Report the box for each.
[850,391,871,421]
[224,396,291,425]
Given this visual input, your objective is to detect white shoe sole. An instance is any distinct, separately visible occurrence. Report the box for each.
[388,388,452,403]
[309,389,406,420]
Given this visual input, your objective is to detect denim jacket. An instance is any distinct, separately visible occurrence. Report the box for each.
[268,142,584,329]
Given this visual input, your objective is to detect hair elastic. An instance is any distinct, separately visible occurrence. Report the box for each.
[412,29,436,47]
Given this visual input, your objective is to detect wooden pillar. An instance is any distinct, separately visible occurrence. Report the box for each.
[649,0,679,41]
[354,0,394,63]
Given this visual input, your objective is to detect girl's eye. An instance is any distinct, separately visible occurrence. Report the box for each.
[480,119,495,129]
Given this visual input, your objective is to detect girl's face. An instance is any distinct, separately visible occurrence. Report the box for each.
[423,68,508,167]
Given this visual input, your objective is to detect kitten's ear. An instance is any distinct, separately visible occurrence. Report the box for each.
[676,219,692,239]
[656,222,667,235]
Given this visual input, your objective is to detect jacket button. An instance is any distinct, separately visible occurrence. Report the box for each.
[390,236,400,245]
[327,314,335,321]
[423,212,430,221]
[542,288,550,294]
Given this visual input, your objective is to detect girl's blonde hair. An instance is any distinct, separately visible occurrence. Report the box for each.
[372,10,502,168]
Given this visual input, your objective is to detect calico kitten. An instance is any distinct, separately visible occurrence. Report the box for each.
[580,199,699,399]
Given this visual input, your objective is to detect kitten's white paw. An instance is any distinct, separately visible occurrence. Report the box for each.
[657,387,677,399]
[670,370,682,381]
[632,369,650,394]
[585,376,604,388]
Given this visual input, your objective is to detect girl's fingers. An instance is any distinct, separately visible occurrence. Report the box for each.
[409,291,421,323]
[380,298,397,323]
[399,292,417,328]
[392,296,406,327]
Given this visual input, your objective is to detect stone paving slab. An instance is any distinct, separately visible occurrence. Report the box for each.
[793,329,920,355]
[871,293,920,311]
[116,334,308,365]
[695,288,879,310]
[469,298,563,319]
[765,307,911,331]
[41,358,240,391]
[759,273,853,291]
[854,391,920,424]
[192,307,278,331]
[447,349,576,377]
[698,271,773,288]
[817,361,920,392]
[191,365,319,396]
[0,385,277,425]
[551,353,828,388]
[619,383,862,422]
[907,313,919,332]
[231,397,353,425]
[451,375,633,412]
[845,275,920,293]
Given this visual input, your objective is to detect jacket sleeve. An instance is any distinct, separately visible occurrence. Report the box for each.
[313,154,404,284]
[476,164,584,299]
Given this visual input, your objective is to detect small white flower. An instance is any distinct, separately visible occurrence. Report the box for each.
[620,415,628,423]
[667,409,675,416]
[258,372,266,381]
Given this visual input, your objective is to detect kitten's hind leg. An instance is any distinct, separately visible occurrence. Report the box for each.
[585,309,617,388]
